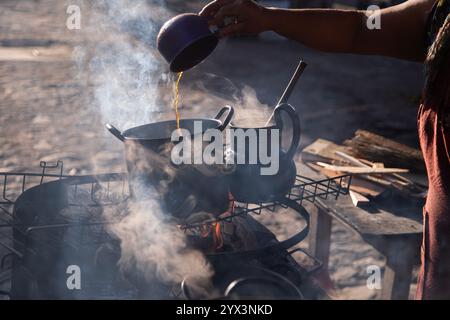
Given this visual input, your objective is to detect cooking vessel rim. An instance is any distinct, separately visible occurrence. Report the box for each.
[121,118,223,140]
[229,122,278,130]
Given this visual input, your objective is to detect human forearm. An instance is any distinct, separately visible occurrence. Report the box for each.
[265,8,364,53]
[200,0,434,62]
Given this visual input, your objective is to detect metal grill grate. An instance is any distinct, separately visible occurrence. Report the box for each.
[0,161,351,299]
[0,161,351,227]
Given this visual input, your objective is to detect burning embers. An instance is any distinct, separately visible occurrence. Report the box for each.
[195,222,224,250]
[180,193,237,252]
[183,220,224,252]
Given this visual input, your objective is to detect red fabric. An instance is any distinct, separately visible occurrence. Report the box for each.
[416,66,450,299]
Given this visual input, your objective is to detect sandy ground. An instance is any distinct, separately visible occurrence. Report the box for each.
[0,0,424,299]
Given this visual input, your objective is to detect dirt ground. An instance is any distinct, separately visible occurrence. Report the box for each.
[0,0,424,299]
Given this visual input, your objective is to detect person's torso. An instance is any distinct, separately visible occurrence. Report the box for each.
[420,0,450,213]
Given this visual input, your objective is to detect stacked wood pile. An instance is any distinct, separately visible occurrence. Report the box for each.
[343,130,426,174]
[302,130,428,208]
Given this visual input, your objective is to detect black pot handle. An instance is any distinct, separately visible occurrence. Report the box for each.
[224,276,303,299]
[214,105,234,131]
[105,123,125,142]
[274,103,301,160]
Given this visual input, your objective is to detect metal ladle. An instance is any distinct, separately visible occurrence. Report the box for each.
[265,60,307,126]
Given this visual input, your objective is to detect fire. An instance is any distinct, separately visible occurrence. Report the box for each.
[213,222,223,250]
[209,192,235,250]
[197,222,223,250]
[182,192,236,251]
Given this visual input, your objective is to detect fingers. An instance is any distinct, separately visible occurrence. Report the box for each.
[218,22,246,38]
[199,0,233,17]
[209,3,241,26]
[199,0,248,38]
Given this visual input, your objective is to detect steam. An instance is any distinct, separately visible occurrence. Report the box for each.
[73,0,214,288]
[183,71,272,126]
[105,198,212,284]
[72,0,275,291]
[73,0,171,129]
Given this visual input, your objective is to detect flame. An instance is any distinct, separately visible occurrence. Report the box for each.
[208,193,233,250]
[180,192,235,250]
[213,222,223,250]
[195,222,223,251]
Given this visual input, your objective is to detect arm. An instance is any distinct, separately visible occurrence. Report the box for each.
[200,0,435,62]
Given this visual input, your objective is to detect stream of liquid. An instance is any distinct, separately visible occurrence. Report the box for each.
[173,72,183,130]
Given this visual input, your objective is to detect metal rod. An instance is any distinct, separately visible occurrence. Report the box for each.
[277,60,307,106]
[0,239,24,259]
[265,60,307,126]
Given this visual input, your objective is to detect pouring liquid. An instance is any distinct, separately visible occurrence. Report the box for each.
[173,72,183,130]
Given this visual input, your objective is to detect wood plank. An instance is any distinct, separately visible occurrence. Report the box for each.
[306,204,337,295]
[349,190,370,207]
[334,150,367,167]
[314,197,422,236]
[301,138,350,163]
[298,164,423,237]
[308,205,332,264]
[333,151,426,196]
[306,162,386,197]
[380,239,418,300]
[316,162,409,174]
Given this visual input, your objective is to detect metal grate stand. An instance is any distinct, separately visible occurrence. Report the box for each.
[0,161,351,299]
[1,161,64,219]
[180,174,352,231]
[0,160,351,233]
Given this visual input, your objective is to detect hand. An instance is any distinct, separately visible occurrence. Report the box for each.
[199,0,272,38]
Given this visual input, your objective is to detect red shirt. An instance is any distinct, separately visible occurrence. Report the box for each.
[416,0,450,299]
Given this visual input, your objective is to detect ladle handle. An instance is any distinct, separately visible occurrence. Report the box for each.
[277,60,307,106]
[105,123,125,142]
[265,60,307,126]
[274,103,301,161]
[214,105,234,130]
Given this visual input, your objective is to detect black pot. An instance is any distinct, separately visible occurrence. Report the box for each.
[229,103,300,203]
[181,263,303,300]
[106,106,234,218]
[230,152,297,203]
[157,13,219,72]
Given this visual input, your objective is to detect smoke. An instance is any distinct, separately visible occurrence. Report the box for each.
[73,0,214,289]
[104,198,212,285]
[73,0,171,129]
[182,71,272,126]
[72,0,277,292]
